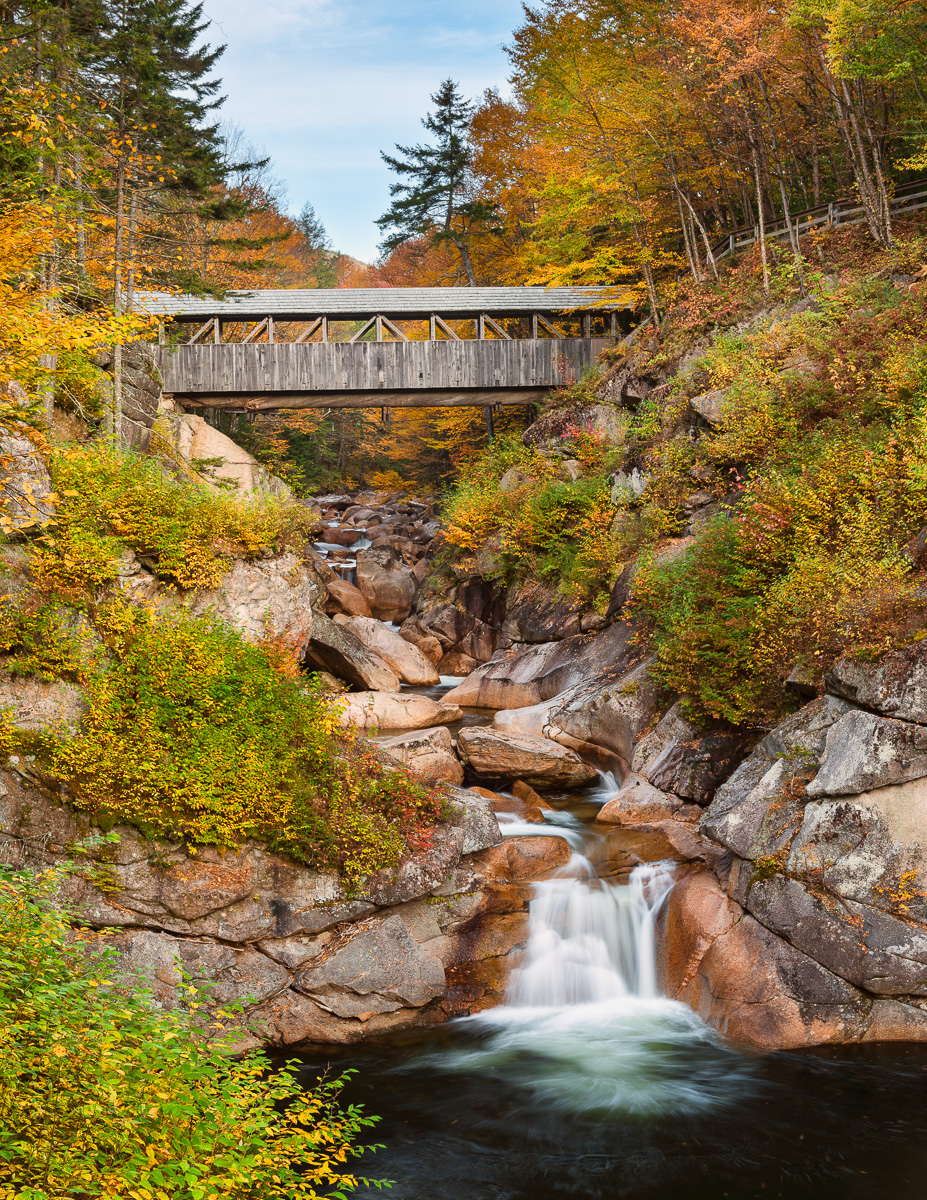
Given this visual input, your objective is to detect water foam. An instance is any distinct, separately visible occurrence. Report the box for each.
[431,850,753,1116]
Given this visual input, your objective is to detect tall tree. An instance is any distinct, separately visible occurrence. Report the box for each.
[297,202,330,250]
[377,79,494,286]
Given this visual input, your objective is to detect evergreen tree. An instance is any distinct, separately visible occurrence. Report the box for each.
[377,79,495,286]
[297,201,330,250]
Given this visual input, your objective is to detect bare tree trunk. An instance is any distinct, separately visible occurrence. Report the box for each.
[127,162,138,313]
[756,73,806,292]
[455,240,477,287]
[675,183,700,281]
[752,145,770,295]
[112,152,125,440]
[813,37,892,247]
[676,183,720,281]
[75,150,87,283]
[641,259,661,320]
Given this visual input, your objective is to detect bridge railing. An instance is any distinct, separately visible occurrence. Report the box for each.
[178,311,621,347]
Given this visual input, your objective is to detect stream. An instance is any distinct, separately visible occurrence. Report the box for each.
[297,649,927,1198]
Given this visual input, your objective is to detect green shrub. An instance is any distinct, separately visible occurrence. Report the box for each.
[33,442,313,594]
[0,858,386,1199]
[441,435,621,603]
[0,600,446,885]
[631,415,927,725]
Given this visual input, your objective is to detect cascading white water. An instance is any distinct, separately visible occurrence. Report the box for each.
[508,858,676,1008]
[312,527,371,583]
[431,821,752,1116]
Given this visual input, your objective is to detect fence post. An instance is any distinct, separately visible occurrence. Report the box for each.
[827,203,835,229]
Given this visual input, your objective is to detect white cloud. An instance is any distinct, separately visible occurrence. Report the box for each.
[202,0,335,47]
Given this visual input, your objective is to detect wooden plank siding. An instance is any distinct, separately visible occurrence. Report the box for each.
[156,337,612,409]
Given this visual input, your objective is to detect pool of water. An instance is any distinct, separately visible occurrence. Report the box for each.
[292,1033,927,1200]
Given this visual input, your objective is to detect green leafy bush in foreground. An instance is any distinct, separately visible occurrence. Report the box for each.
[0,859,387,1199]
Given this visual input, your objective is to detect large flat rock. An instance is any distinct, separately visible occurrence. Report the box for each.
[457,727,598,789]
[445,622,637,710]
[303,613,400,691]
[337,691,462,731]
[334,614,439,685]
[379,725,464,785]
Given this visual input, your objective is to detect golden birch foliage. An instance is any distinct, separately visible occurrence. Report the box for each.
[0,199,146,426]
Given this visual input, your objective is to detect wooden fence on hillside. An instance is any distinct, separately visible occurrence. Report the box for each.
[709,177,927,262]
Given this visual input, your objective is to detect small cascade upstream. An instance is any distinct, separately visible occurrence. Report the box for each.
[496,769,673,1009]
[312,521,372,584]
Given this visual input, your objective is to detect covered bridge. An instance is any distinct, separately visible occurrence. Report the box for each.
[138,286,635,414]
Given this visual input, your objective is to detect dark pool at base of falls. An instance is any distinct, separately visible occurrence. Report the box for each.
[292,1034,927,1200]
[290,678,927,1200]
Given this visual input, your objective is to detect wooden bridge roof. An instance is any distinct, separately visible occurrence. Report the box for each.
[136,286,633,323]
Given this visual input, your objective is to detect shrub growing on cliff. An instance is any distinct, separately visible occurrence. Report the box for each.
[0,859,386,1198]
[440,434,622,605]
[0,600,446,883]
[33,442,313,595]
[628,265,927,725]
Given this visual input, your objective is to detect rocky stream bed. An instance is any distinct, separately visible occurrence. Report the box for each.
[7,478,927,1197]
[302,490,927,1199]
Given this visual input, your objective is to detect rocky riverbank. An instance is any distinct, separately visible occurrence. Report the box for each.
[10,308,927,1054]
[293,477,927,1051]
[0,431,591,1047]
[15,453,927,1053]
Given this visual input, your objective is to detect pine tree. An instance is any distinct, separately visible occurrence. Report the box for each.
[377,79,495,286]
[297,202,330,250]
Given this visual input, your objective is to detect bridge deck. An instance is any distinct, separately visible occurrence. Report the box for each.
[157,337,612,409]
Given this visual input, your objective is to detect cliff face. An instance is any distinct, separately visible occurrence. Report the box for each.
[0,420,540,1046]
[0,761,538,1046]
[656,644,927,1049]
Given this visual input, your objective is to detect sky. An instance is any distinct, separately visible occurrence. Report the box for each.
[200,0,526,263]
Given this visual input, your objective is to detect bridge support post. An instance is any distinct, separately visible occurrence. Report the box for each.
[484,405,495,441]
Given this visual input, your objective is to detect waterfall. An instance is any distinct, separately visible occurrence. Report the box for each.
[427,828,751,1118]
[507,858,676,1008]
[312,527,371,584]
